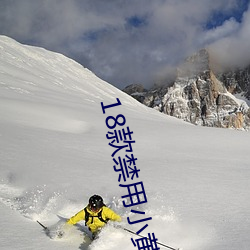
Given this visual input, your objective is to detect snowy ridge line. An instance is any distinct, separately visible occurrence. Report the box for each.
[0,35,142,109]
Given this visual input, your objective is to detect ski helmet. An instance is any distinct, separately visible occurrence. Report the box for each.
[89,195,104,211]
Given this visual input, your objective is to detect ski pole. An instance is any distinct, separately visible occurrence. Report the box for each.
[122,227,181,250]
[37,220,48,231]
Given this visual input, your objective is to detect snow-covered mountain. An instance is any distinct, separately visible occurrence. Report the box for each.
[0,36,250,250]
[124,49,250,130]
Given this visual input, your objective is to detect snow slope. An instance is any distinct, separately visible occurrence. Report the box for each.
[0,35,250,250]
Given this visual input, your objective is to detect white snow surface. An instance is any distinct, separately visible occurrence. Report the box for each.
[0,35,250,250]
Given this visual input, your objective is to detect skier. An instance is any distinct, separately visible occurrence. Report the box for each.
[66,194,122,239]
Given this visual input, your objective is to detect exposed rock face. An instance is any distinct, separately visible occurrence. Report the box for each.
[217,66,250,99]
[123,49,250,130]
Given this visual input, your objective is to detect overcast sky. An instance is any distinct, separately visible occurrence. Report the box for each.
[0,0,249,89]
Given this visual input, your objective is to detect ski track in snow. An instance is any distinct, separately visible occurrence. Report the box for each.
[0,179,213,250]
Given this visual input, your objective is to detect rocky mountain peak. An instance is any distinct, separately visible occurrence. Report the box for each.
[123,49,250,130]
[177,48,210,78]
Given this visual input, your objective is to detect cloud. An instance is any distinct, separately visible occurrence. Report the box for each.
[209,4,250,69]
[200,18,240,45]
[0,0,249,89]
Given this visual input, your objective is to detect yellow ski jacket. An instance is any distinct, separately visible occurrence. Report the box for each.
[67,206,121,233]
